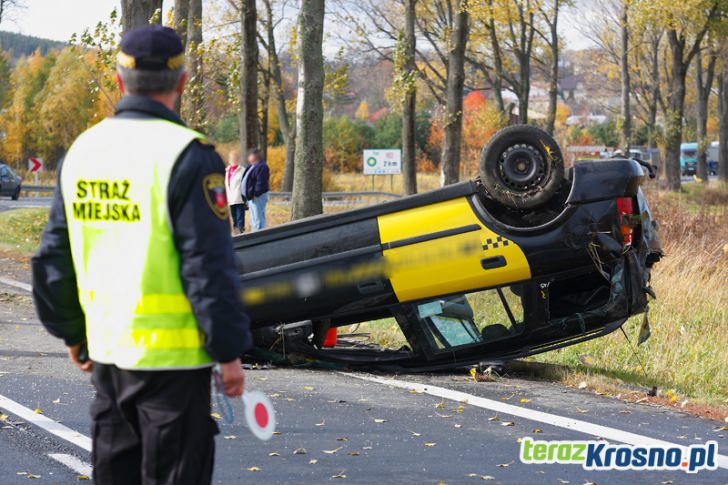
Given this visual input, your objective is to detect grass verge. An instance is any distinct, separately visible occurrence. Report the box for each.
[0,208,49,256]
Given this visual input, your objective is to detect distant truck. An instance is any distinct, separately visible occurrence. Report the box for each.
[707,141,719,176]
[680,142,698,176]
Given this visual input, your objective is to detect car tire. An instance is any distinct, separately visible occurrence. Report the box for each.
[480,125,564,210]
[11,187,20,201]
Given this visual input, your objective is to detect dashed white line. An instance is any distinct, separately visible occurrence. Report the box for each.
[344,373,728,470]
[0,276,32,293]
[48,453,93,477]
[0,393,92,452]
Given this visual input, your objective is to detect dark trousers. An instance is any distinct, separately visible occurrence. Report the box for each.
[230,204,246,233]
[90,364,218,485]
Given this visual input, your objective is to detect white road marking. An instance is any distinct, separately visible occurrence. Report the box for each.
[0,276,32,293]
[48,453,93,477]
[0,394,92,452]
[344,373,728,470]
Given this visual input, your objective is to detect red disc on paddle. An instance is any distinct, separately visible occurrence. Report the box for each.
[242,391,276,441]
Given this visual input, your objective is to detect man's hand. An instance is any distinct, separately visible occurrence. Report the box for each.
[219,358,245,397]
[67,343,92,372]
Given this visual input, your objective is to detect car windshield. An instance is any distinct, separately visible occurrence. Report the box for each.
[682,150,697,158]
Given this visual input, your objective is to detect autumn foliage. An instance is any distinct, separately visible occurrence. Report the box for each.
[428,91,507,178]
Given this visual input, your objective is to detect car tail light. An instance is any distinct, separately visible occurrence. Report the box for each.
[323,327,337,348]
[617,197,636,245]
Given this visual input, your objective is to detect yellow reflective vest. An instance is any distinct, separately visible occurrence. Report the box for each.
[60,118,213,370]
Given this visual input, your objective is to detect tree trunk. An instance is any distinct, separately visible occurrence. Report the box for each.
[663,32,687,191]
[121,0,163,32]
[239,0,259,155]
[544,0,559,135]
[172,0,189,114]
[440,1,469,186]
[619,1,631,154]
[183,0,205,130]
[402,0,417,195]
[291,0,325,219]
[718,70,728,183]
[646,33,661,149]
[262,0,295,192]
[173,0,189,45]
[694,48,717,182]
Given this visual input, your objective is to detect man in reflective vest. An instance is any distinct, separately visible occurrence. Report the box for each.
[31,25,251,484]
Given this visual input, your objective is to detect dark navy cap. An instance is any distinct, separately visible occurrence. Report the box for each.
[118,25,185,71]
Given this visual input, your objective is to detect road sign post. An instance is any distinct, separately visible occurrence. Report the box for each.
[28,158,43,185]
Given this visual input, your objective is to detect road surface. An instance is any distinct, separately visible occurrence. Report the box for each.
[1,268,727,484]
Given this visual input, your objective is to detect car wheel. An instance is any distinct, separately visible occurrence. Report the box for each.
[11,187,20,201]
[480,125,564,210]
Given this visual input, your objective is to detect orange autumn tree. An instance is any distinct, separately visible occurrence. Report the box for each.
[428,91,507,177]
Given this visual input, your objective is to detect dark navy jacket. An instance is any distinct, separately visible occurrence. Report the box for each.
[242,161,270,200]
[31,96,252,363]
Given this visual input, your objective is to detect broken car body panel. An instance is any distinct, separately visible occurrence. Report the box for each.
[232,158,662,371]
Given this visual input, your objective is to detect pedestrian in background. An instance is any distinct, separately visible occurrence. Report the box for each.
[31,26,251,485]
[225,149,246,235]
[242,148,270,231]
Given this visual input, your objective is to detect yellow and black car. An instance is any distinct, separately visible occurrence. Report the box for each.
[232,126,663,371]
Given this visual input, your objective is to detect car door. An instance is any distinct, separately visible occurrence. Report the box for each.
[0,166,11,195]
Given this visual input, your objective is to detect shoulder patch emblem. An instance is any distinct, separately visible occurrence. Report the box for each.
[202,173,229,220]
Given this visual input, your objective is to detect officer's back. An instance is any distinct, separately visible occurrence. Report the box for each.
[32,25,251,485]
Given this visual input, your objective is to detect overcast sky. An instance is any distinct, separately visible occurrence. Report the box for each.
[4,0,594,49]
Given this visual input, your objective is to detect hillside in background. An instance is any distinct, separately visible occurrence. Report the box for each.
[0,31,65,59]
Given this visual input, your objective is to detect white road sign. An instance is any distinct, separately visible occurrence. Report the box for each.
[28,157,44,173]
[363,149,402,175]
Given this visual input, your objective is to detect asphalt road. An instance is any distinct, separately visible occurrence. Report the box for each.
[1,268,727,484]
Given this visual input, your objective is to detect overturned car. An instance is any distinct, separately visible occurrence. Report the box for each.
[233,126,663,371]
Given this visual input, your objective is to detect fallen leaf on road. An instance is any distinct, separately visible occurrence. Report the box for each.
[411,431,422,437]
[336,437,348,442]
[456,405,465,413]
[27,474,41,479]
[348,451,360,456]
[424,442,437,447]
[583,482,597,485]
[557,479,569,484]
[34,406,42,415]
[435,412,452,419]
[713,425,728,432]
[500,394,515,401]
[488,414,500,422]
[52,398,61,404]
[293,448,307,455]
[660,481,673,484]
[501,421,514,427]
[576,408,589,413]
[210,412,222,420]
[373,418,387,423]
[435,401,445,409]
[532,428,542,433]
[331,473,347,479]
[465,474,494,480]
[223,435,236,440]
[454,424,462,428]
[246,466,261,472]
[315,419,325,426]
[409,389,422,394]
[519,398,531,403]
[308,459,317,465]
[303,386,315,391]
[0,414,7,422]
[273,431,282,435]
[77,475,90,480]
[268,452,280,457]
[323,447,343,455]
[496,462,512,467]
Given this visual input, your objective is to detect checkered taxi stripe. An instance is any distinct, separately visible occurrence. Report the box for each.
[482,236,511,251]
